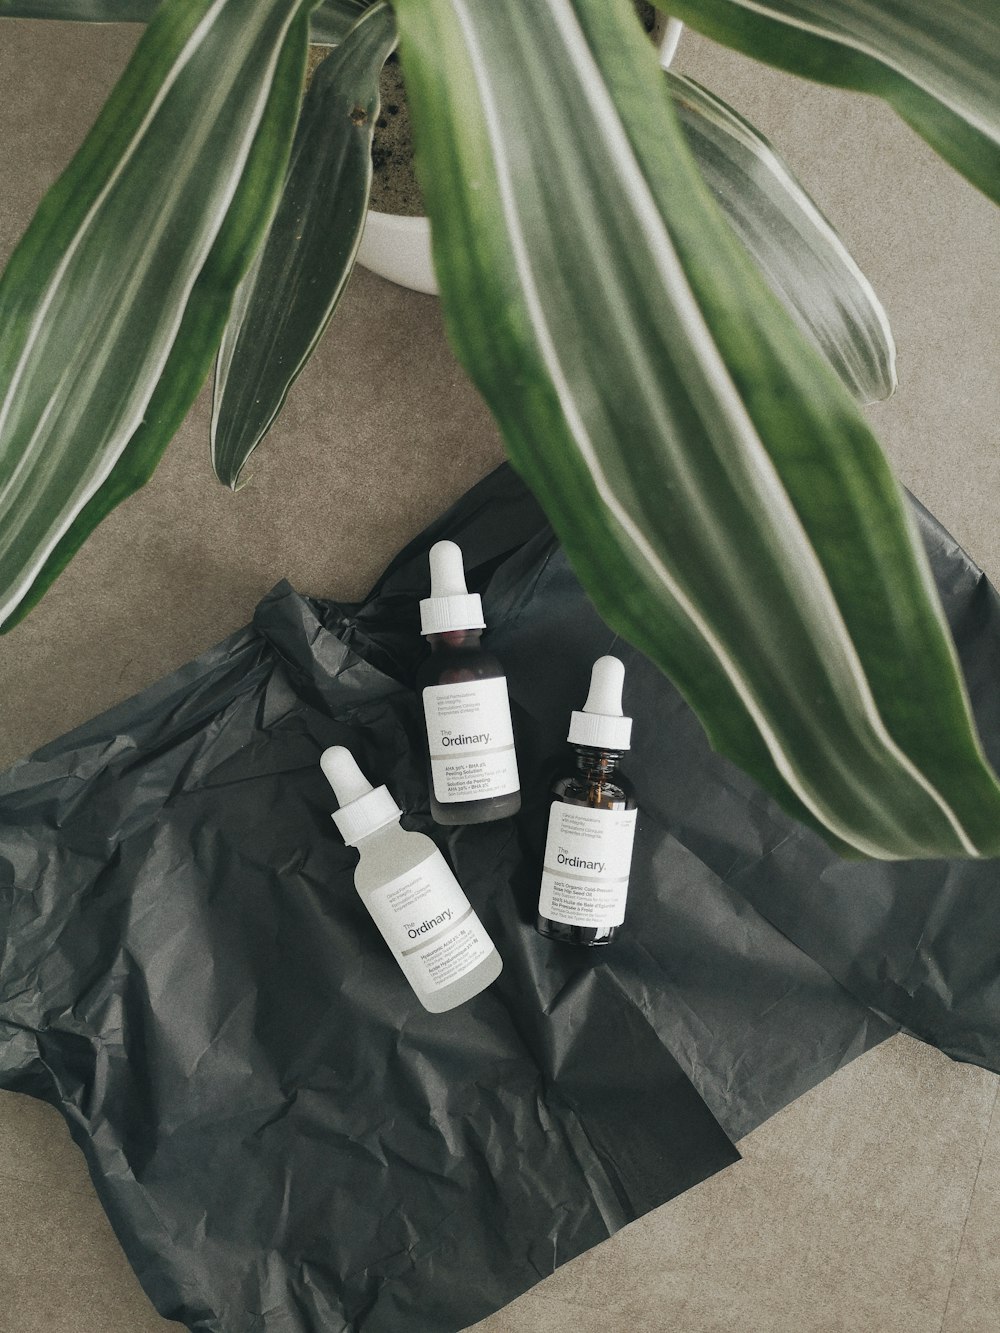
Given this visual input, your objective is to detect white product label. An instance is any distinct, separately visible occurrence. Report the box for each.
[366,850,496,994]
[538,803,638,928]
[422,677,519,804]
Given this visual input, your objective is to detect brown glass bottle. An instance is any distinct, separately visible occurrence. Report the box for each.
[535,656,637,947]
[536,745,637,946]
[416,628,522,825]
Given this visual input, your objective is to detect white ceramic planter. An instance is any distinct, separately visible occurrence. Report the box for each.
[355,210,437,295]
[355,12,676,295]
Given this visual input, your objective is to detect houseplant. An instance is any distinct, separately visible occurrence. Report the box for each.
[351,6,669,294]
[1,0,998,860]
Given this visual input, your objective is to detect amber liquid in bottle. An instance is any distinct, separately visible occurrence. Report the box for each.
[536,745,636,947]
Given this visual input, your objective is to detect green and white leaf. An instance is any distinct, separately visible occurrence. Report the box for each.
[2,13,310,632]
[393,0,1000,859]
[668,71,895,404]
[212,1,396,489]
[310,0,375,46]
[664,0,1000,205]
[0,0,314,630]
[0,2,159,18]
[2,0,367,48]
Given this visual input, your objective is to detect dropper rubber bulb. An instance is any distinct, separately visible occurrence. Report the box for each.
[419,540,486,635]
[320,746,373,805]
[428,541,469,598]
[582,656,626,717]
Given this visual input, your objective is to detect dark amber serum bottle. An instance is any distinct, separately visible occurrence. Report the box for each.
[416,540,521,826]
[536,656,638,947]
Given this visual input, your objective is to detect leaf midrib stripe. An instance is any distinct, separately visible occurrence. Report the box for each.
[709,0,996,143]
[3,71,238,542]
[449,0,978,856]
[213,3,395,482]
[0,0,302,624]
[671,76,895,373]
[0,0,236,450]
[553,0,979,856]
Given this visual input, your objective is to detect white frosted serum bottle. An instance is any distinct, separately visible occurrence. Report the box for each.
[320,747,502,1012]
[416,540,521,826]
[536,657,638,947]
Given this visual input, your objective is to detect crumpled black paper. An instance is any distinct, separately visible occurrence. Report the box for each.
[1,464,998,1333]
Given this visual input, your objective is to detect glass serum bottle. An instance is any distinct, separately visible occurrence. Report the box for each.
[416,540,521,826]
[536,656,638,947]
[320,746,502,1013]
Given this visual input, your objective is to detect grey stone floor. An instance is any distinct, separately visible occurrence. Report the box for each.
[1,16,999,1333]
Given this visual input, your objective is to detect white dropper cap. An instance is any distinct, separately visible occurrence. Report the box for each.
[419,540,486,635]
[320,746,402,846]
[567,656,632,750]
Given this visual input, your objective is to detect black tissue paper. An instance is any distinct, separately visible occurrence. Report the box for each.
[2,465,999,1332]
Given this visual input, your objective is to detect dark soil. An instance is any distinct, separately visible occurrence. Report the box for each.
[369,55,424,216]
[352,1,660,218]
[636,2,658,32]
[305,44,329,86]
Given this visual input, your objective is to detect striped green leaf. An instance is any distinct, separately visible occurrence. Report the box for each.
[310,0,374,45]
[664,0,1000,205]
[0,2,159,17]
[214,44,896,489]
[2,0,368,45]
[1,14,310,633]
[393,0,1000,858]
[668,71,896,404]
[0,0,314,630]
[212,2,396,489]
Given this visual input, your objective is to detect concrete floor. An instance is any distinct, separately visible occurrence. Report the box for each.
[1,16,999,1333]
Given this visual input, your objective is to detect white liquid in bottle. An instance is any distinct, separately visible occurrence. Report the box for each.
[321,747,503,1013]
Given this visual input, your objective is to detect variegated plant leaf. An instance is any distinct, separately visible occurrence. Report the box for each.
[0,2,159,17]
[665,0,1000,204]
[392,0,1000,858]
[310,0,374,45]
[2,0,367,47]
[0,0,316,629]
[2,13,312,632]
[212,1,396,488]
[669,71,896,404]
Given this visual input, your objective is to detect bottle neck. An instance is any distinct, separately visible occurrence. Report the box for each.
[426,628,483,651]
[571,745,625,780]
[351,815,403,851]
